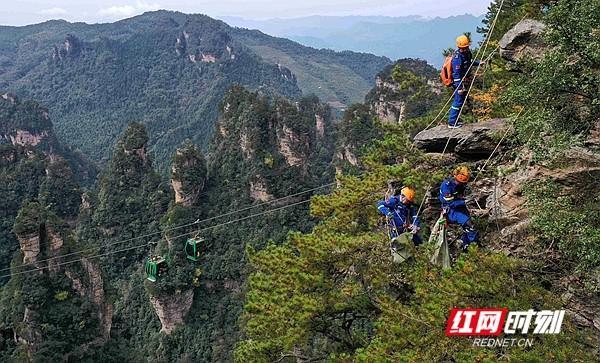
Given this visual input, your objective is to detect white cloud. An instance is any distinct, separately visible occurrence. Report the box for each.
[38,7,68,15]
[98,1,161,18]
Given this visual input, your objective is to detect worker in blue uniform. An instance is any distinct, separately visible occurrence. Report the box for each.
[377,187,422,246]
[439,166,479,251]
[448,35,482,128]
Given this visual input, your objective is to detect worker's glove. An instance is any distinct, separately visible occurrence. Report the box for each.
[409,224,420,234]
[457,88,466,96]
[386,212,394,219]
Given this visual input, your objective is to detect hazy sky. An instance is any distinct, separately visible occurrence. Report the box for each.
[0,0,491,26]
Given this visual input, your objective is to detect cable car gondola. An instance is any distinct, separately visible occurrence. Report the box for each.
[145,255,168,282]
[185,237,203,262]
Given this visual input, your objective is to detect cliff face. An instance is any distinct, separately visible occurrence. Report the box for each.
[171,142,207,207]
[0,93,55,153]
[372,77,407,123]
[210,87,335,202]
[249,175,274,202]
[149,289,194,334]
[411,18,600,339]
[52,34,83,61]
[0,93,96,185]
[66,259,113,340]
[13,203,67,274]
[277,124,309,172]
[365,59,442,124]
[10,202,111,358]
[334,104,382,173]
[17,233,42,266]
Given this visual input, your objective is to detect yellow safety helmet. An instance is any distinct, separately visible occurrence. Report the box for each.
[456,35,471,49]
[453,166,471,183]
[400,187,416,203]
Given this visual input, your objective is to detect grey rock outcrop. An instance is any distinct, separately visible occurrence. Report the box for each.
[66,258,113,339]
[372,77,407,123]
[472,147,600,244]
[52,34,83,60]
[499,19,547,63]
[17,233,42,266]
[150,289,194,334]
[171,143,207,207]
[278,125,309,172]
[249,175,274,202]
[413,118,508,158]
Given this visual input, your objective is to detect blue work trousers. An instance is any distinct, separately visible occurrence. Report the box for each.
[448,89,466,126]
[446,206,478,248]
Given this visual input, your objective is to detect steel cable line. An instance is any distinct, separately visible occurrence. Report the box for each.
[1,198,313,279]
[2,182,335,274]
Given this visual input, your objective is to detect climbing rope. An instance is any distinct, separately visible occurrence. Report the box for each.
[412,0,507,220]
[454,0,505,124]
[471,108,525,185]
[423,46,500,131]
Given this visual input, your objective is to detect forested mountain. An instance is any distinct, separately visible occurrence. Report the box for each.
[1,0,598,361]
[237,0,600,361]
[221,14,485,67]
[1,84,365,360]
[0,94,95,279]
[0,10,390,172]
[0,33,438,358]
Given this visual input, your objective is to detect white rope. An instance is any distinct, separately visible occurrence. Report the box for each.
[413,0,507,219]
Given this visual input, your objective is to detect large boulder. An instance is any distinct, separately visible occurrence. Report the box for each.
[413,118,508,158]
[499,19,547,63]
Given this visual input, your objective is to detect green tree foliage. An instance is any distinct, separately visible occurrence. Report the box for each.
[478,0,549,42]
[504,0,599,159]
[171,140,207,198]
[0,200,103,363]
[0,95,97,185]
[236,106,594,363]
[236,121,588,362]
[0,11,389,172]
[87,123,171,271]
[237,2,599,357]
[334,104,382,174]
[494,0,600,291]
[526,180,600,282]
[62,87,338,362]
[39,157,81,219]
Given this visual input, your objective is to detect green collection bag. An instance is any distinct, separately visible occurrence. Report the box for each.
[391,232,415,263]
[429,216,451,269]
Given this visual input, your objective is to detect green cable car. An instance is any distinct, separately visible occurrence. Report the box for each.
[145,255,168,282]
[185,238,203,262]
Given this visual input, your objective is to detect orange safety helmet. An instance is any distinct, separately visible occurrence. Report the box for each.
[456,35,471,49]
[400,187,416,203]
[453,166,471,183]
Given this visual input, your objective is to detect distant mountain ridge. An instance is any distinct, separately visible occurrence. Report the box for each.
[0,11,390,171]
[220,14,485,67]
